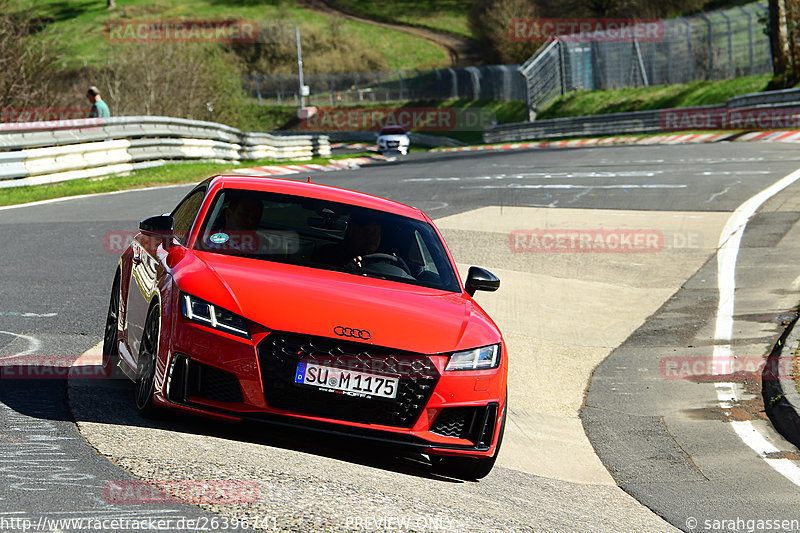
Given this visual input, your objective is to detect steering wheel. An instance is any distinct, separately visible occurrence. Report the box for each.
[357,253,412,275]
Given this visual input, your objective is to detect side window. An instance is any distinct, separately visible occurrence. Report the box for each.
[171,189,206,244]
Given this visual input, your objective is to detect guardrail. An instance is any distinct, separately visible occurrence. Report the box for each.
[484,88,800,144]
[0,116,330,188]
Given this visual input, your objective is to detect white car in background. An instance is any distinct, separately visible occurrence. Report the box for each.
[376,126,410,155]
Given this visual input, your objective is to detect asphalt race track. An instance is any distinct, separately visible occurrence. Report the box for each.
[3,142,800,532]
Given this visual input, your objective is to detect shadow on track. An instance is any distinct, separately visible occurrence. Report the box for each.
[0,363,465,483]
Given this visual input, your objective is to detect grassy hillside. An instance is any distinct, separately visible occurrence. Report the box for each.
[19,0,447,71]
[324,0,761,43]
[538,75,771,119]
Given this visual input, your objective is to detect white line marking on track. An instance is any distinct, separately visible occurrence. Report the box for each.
[713,167,800,486]
[0,331,41,359]
[461,184,688,190]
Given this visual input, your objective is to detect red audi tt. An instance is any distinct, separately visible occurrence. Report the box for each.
[103,176,507,479]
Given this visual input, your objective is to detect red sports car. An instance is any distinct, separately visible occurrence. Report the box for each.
[103,176,507,479]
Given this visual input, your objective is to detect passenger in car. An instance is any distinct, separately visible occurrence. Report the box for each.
[205,193,264,254]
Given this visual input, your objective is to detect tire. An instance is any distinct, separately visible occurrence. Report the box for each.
[134,303,161,417]
[101,272,122,379]
[431,400,507,480]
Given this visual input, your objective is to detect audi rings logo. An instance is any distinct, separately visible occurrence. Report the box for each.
[334,326,371,340]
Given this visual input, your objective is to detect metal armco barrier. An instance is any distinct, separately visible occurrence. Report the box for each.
[0,116,330,188]
[483,88,800,144]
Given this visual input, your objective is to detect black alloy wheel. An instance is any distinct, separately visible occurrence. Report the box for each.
[135,303,160,417]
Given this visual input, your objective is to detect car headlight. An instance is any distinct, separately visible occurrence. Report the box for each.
[445,344,500,371]
[180,293,250,339]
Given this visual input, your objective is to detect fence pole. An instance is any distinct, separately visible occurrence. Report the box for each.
[698,13,713,78]
[557,39,567,95]
[719,10,733,78]
[398,71,405,101]
[634,40,649,86]
[739,6,754,74]
[666,22,673,84]
[679,17,693,81]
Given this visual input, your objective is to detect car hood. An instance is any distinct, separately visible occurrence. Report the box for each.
[172,250,500,354]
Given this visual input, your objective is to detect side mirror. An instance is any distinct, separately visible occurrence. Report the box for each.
[139,215,174,234]
[464,266,500,297]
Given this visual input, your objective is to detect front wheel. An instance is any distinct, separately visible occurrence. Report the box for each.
[430,401,507,480]
[135,304,161,417]
[101,272,122,379]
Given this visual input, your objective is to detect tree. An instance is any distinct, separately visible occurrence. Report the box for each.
[468,0,540,64]
[769,0,793,87]
[0,0,61,111]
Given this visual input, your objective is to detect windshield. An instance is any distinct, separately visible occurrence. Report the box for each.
[194,189,460,293]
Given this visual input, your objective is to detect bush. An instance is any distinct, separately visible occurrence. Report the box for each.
[96,43,249,127]
[230,17,388,74]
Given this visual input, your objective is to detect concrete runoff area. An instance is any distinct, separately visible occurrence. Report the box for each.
[435,207,729,484]
[69,204,729,531]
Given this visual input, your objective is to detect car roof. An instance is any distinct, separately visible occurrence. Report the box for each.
[380,126,406,133]
[206,176,426,220]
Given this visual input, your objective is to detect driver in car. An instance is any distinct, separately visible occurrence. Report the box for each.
[314,212,382,269]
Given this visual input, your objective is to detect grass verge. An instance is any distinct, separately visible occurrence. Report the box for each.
[0,153,372,207]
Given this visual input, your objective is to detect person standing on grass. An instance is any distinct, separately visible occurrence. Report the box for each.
[86,86,110,118]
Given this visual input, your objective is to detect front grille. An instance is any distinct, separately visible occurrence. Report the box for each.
[386,141,400,149]
[257,332,439,428]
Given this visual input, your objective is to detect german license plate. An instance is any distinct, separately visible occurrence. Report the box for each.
[294,362,398,399]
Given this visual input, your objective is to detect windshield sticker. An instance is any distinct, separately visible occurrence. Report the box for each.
[210,232,230,244]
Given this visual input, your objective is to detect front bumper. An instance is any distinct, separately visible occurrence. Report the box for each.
[160,317,506,457]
